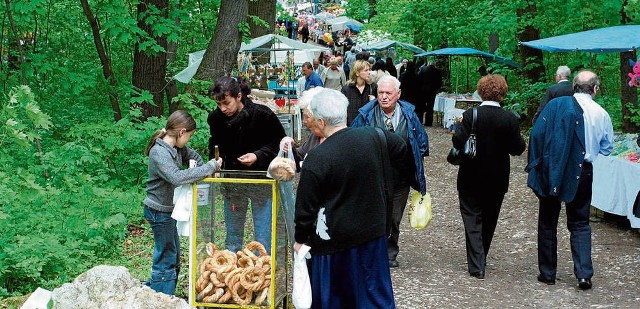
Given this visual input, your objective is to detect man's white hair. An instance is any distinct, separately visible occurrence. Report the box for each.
[556,66,571,79]
[377,75,401,91]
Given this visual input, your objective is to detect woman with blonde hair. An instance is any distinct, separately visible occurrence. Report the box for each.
[341,60,378,125]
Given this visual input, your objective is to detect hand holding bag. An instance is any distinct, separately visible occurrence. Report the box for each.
[447,107,478,165]
[267,138,297,181]
[408,190,432,229]
[292,244,312,309]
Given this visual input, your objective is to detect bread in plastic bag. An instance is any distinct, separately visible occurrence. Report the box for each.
[267,138,296,181]
[408,190,432,229]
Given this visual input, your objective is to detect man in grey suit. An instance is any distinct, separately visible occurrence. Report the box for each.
[533,65,574,123]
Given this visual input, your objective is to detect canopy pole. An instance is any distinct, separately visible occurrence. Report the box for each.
[466,57,469,92]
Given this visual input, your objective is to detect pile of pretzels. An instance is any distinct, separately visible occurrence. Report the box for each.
[195,241,271,306]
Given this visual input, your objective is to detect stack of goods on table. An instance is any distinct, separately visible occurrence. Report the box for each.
[610,133,640,163]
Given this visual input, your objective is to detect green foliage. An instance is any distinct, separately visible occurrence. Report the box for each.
[0,86,52,147]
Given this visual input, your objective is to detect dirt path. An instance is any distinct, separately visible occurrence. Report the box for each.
[390,126,640,308]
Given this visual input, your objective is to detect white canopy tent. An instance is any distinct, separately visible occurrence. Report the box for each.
[174,34,329,83]
[326,16,363,32]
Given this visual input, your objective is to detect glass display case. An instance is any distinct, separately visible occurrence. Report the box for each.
[189,171,288,308]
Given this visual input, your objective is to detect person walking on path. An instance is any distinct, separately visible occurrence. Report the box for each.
[294,88,406,309]
[320,57,347,91]
[341,59,377,126]
[526,70,614,290]
[451,74,526,280]
[143,110,222,295]
[532,65,574,124]
[351,75,429,268]
[417,61,443,126]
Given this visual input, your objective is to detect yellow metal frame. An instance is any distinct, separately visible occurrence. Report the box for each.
[189,175,285,308]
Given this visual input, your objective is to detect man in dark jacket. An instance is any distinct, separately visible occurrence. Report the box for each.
[532,65,574,124]
[418,61,443,126]
[527,70,614,290]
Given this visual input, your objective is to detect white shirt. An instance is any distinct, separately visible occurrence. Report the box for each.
[573,93,614,162]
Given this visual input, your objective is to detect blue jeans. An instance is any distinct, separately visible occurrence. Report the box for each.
[144,206,180,295]
[224,195,272,254]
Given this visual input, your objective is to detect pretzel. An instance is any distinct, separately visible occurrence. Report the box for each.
[240,266,266,291]
[232,281,253,305]
[195,241,273,305]
[206,242,218,257]
[246,241,268,257]
[254,287,270,305]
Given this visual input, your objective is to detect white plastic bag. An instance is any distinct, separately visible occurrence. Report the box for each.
[267,138,296,181]
[292,244,312,309]
[408,190,432,230]
[171,184,193,236]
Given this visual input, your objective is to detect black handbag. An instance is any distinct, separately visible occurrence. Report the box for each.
[447,108,477,165]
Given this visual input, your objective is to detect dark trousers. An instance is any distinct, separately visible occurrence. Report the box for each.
[424,93,437,126]
[458,191,505,274]
[537,162,594,280]
[387,184,410,261]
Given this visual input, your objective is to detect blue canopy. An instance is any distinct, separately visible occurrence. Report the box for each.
[520,25,640,53]
[360,39,426,54]
[415,47,520,68]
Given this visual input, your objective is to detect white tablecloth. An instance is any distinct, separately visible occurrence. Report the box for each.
[592,154,640,228]
[443,108,465,130]
[434,96,456,113]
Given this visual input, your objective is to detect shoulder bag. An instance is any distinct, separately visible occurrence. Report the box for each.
[447,107,477,165]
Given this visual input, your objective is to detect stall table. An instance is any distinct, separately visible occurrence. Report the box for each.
[434,94,481,128]
[592,154,640,228]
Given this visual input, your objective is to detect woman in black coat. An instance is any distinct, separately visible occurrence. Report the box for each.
[451,74,526,279]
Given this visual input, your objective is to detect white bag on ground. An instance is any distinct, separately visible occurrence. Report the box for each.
[292,244,312,309]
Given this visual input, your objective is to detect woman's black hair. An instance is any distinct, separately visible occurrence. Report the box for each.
[209,76,252,103]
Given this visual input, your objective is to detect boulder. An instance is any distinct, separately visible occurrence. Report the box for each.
[52,265,190,309]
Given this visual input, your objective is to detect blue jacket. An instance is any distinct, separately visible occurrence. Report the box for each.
[304,71,323,90]
[351,99,429,194]
[526,96,585,203]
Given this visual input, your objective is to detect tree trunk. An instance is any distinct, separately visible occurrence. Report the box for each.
[132,0,169,119]
[516,1,544,121]
[619,0,638,133]
[368,0,377,20]
[194,0,248,82]
[5,0,26,84]
[80,0,122,121]
[248,0,275,37]
[248,0,275,65]
[165,0,182,113]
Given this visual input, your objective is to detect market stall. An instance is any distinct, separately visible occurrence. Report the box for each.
[592,134,640,227]
[433,93,481,129]
[189,172,289,308]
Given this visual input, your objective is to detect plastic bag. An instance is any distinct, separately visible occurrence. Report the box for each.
[171,184,193,236]
[408,190,432,230]
[292,244,312,309]
[267,138,296,181]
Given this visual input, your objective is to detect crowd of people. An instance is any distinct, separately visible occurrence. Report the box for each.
[139,4,615,307]
[141,63,614,308]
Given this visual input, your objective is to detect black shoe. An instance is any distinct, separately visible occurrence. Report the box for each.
[577,278,592,290]
[470,271,485,279]
[389,260,399,268]
[537,274,555,285]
